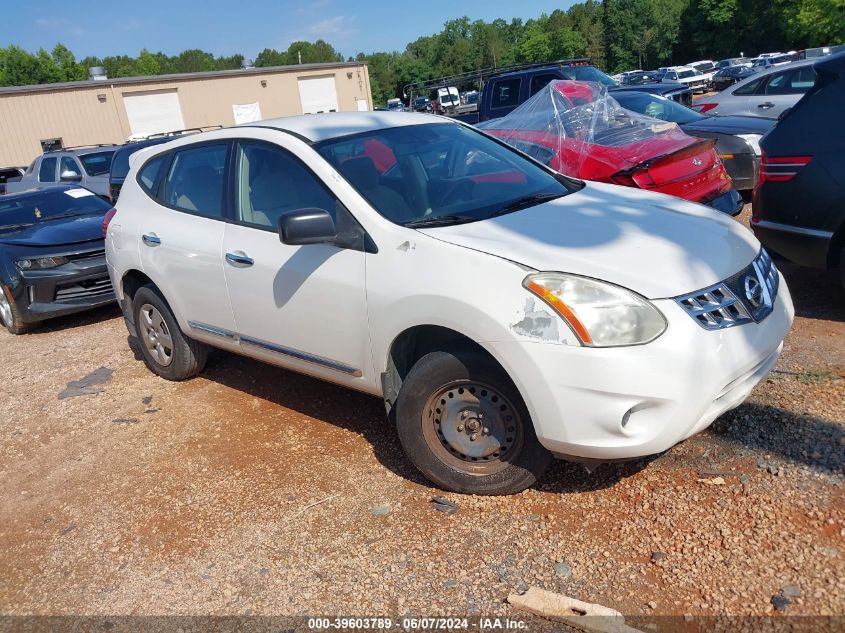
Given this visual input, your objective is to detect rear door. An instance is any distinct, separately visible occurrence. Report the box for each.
[749,67,815,117]
[136,141,238,343]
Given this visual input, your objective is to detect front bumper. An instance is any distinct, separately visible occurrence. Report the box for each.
[11,254,115,324]
[704,188,744,215]
[489,277,794,461]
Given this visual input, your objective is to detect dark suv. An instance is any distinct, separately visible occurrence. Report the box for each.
[751,52,845,289]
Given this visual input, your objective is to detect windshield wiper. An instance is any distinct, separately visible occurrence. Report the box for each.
[0,223,34,232]
[41,212,84,222]
[403,214,479,228]
[493,192,564,216]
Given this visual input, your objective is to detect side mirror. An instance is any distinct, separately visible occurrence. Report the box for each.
[278,208,337,245]
[60,170,82,182]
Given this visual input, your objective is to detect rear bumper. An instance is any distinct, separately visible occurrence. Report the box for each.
[13,257,115,323]
[751,218,833,269]
[703,188,744,215]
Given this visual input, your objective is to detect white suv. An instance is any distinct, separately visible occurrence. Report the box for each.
[105,112,794,495]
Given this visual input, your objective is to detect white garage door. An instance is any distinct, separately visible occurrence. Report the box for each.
[123,90,186,137]
[298,75,339,114]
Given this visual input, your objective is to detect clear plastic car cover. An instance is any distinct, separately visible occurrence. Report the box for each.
[477,80,697,178]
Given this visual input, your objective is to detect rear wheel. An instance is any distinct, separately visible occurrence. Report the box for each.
[0,291,34,335]
[394,349,552,495]
[132,285,207,381]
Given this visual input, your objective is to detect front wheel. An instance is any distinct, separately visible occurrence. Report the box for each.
[394,349,552,495]
[0,290,34,335]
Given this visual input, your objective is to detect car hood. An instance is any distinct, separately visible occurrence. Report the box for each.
[417,181,759,298]
[681,114,774,135]
[0,213,105,247]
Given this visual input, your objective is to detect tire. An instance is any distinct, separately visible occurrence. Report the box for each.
[0,290,34,335]
[132,285,207,381]
[394,349,552,495]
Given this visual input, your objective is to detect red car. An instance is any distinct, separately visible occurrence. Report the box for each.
[479,80,742,214]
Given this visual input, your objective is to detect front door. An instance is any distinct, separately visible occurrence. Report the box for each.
[221,139,370,387]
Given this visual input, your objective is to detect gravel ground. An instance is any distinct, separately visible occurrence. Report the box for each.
[0,207,843,630]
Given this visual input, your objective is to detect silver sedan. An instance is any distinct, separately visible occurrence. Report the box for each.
[693,58,817,118]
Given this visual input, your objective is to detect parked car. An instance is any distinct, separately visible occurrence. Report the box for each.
[6,146,120,198]
[656,66,710,93]
[0,186,115,334]
[110,139,174,203]
[612,90,773,194]
[751,52,845,289]
[413,96,432,112]
[451,64,692,125]
[692,58,818,118]
[620,70,663,85]
[716,57,751,69]
[106,111,792,494]
[690,60,718,87]
[479,81,742,214]
[386,98,405,112]
[712,65,758,91]
[0,167,25,195]
[799,44,845,59]
[751,54,796,71]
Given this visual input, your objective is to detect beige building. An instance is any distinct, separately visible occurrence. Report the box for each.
[0,61,373,167]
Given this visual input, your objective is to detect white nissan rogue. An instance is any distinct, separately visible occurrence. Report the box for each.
[105,112,794,495]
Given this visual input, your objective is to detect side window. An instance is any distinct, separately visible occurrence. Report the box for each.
[60,156,79,176]
[763,71,793,95]
[236,142,337,230]
[38,157,57,182]
[733,76,764,95]
[529,74,559,96]
[138,156,167,194]
[788,67,816,92]
[163,144,228,218]
[491,78,521,109]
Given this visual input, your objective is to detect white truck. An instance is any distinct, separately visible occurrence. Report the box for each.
[436,87,460,114]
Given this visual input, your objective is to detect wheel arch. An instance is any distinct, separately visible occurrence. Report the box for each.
[381,324,518,418]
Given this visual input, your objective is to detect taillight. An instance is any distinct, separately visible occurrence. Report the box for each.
[694,102,718,114]
[103,207,117,238]
[759,153,812,183]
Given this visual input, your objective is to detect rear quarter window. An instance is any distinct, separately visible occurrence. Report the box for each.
[491,78,521,109]
[137,155,168,195]
[733,76,764,95]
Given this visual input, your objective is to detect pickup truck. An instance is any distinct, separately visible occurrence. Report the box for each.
[451,64,692,125]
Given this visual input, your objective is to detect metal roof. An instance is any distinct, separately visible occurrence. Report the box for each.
[0,61,367,96]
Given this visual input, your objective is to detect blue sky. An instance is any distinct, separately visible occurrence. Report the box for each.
[0,0,574,60]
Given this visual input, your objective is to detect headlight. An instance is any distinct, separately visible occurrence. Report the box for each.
[524,273,667,347]
[15,256,69,270]
[737,134,762,156]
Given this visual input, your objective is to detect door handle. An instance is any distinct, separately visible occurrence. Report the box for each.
[225,251,254,267]
[758,102,775,109]
[142,233,161,246]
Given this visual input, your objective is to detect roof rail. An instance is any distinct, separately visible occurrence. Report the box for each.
[139,125,224,140]
[44,143,116,153]
[403,57,592,100]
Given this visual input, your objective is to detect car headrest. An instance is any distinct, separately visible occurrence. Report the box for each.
[339,156,379,190]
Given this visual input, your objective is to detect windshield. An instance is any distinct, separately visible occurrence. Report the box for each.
[560,66,617,86]
[678,70,696,79]
[79,151,114,176]
[315,123,573,226]
[0,188,111,231]
[614,92,703,124]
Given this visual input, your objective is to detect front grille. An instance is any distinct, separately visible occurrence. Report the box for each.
[675,249,779,330]
[54,275,113,303]
[66,249,105,262]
